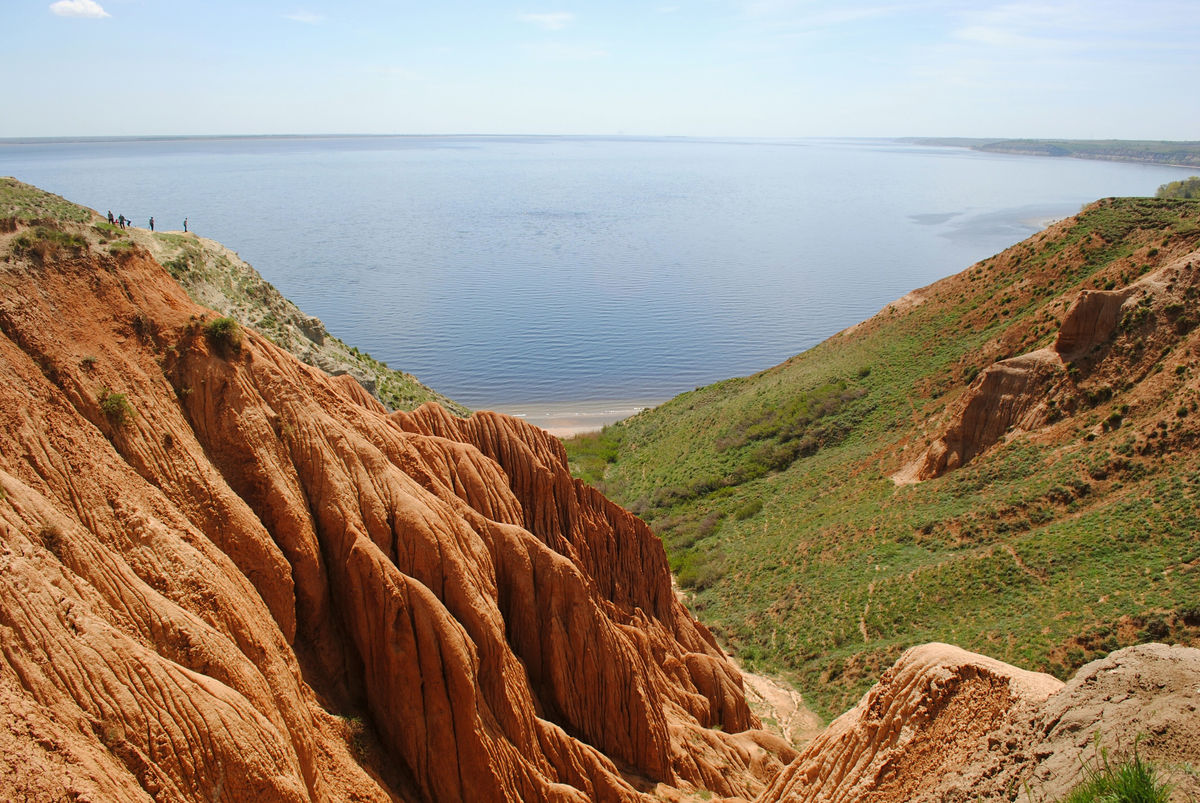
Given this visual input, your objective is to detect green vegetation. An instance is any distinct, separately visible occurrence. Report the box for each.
[12,225,88,262]
[98,387,133,427]
[565,198,1200,716]
[204,316,243,355]
[1156,176,1200,200]
[92,221,122,239]
[0,177,93,222]
[1059,746,1171,803]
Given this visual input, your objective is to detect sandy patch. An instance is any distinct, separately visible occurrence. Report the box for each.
[487,399,665,437]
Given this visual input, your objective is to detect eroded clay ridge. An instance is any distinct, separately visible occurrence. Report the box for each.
[903,244,1200,481]
[0,219,791,801]
[757,642,1200,802]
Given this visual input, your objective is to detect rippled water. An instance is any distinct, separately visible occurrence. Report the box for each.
[1,136,1191,408]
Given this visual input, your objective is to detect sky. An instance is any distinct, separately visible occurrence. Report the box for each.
[4,0,1199,139]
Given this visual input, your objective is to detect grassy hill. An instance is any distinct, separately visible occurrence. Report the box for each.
[566,197,1200,717]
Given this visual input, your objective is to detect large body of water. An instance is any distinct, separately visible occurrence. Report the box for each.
[1,136,1192,415]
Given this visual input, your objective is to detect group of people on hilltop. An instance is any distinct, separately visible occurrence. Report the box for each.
[105,211,188,234]
[106,210,132,230]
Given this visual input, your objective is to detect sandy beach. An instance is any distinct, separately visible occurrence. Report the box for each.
[487,399,666,438]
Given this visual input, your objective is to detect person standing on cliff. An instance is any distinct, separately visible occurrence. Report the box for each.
[183,217,188,233]
[107,210,114,225]
[149,216,155,231]
[118,214,125,229]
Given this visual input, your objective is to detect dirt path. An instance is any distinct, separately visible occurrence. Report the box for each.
[737,663,824,748]
[1001,543,1045,582]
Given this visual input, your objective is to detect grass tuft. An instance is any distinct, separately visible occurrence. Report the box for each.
[1059,744,1171,803]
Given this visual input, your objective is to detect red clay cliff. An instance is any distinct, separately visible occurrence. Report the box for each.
[0,206,789,802]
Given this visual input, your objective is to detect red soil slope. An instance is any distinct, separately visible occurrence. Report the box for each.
[0,220,791,801]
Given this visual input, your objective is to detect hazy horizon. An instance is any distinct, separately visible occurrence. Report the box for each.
[4,133,1199,145]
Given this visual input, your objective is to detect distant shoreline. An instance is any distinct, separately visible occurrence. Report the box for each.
[906,137,1200,169]
[485,398,666,437]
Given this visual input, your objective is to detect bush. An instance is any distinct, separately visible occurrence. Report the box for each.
[12,225,86,262]
[39,524,64,554]
[1155,176,1200,200]
[98,387,133,427]
[676,557,725,591]
[130,311,156,341]
[695,511,723,539]
[733,498,763,520]
[204,317,243,355]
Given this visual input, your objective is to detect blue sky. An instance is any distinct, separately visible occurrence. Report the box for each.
[5,0,1199,138]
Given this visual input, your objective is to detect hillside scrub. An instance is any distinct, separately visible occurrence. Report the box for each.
[565,197,1200,716]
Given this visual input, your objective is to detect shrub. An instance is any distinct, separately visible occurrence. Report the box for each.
[39,524,63,554]
[204,317,243,355]
[98,387,133,427]
[1120,304,1151,331]
[130,311,156,341]
[734,498,764,520]
[1155,176,1200,200]
[343,715,368,762]
[695,511,723,539]
[677,558,725,591]
[12,225,86,262]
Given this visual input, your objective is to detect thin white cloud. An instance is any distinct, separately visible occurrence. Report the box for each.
[285,10,324,24]
[49,0,110,18]
[518,12,574,31]
[954,24,1078,51]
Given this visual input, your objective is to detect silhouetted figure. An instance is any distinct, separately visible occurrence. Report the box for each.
[183,217,188,233]
[107,210,114,224]
[149,216,155,231]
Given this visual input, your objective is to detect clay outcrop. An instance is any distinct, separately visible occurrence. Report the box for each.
[756,643,1062,802]
[758,643,1200,803]
[902,247,1200,482]
[0,211,786,801]
[1053,288,1133,359]
[902,349,1064,481]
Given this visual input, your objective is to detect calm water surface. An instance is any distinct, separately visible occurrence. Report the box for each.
[1,136,1192,409]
